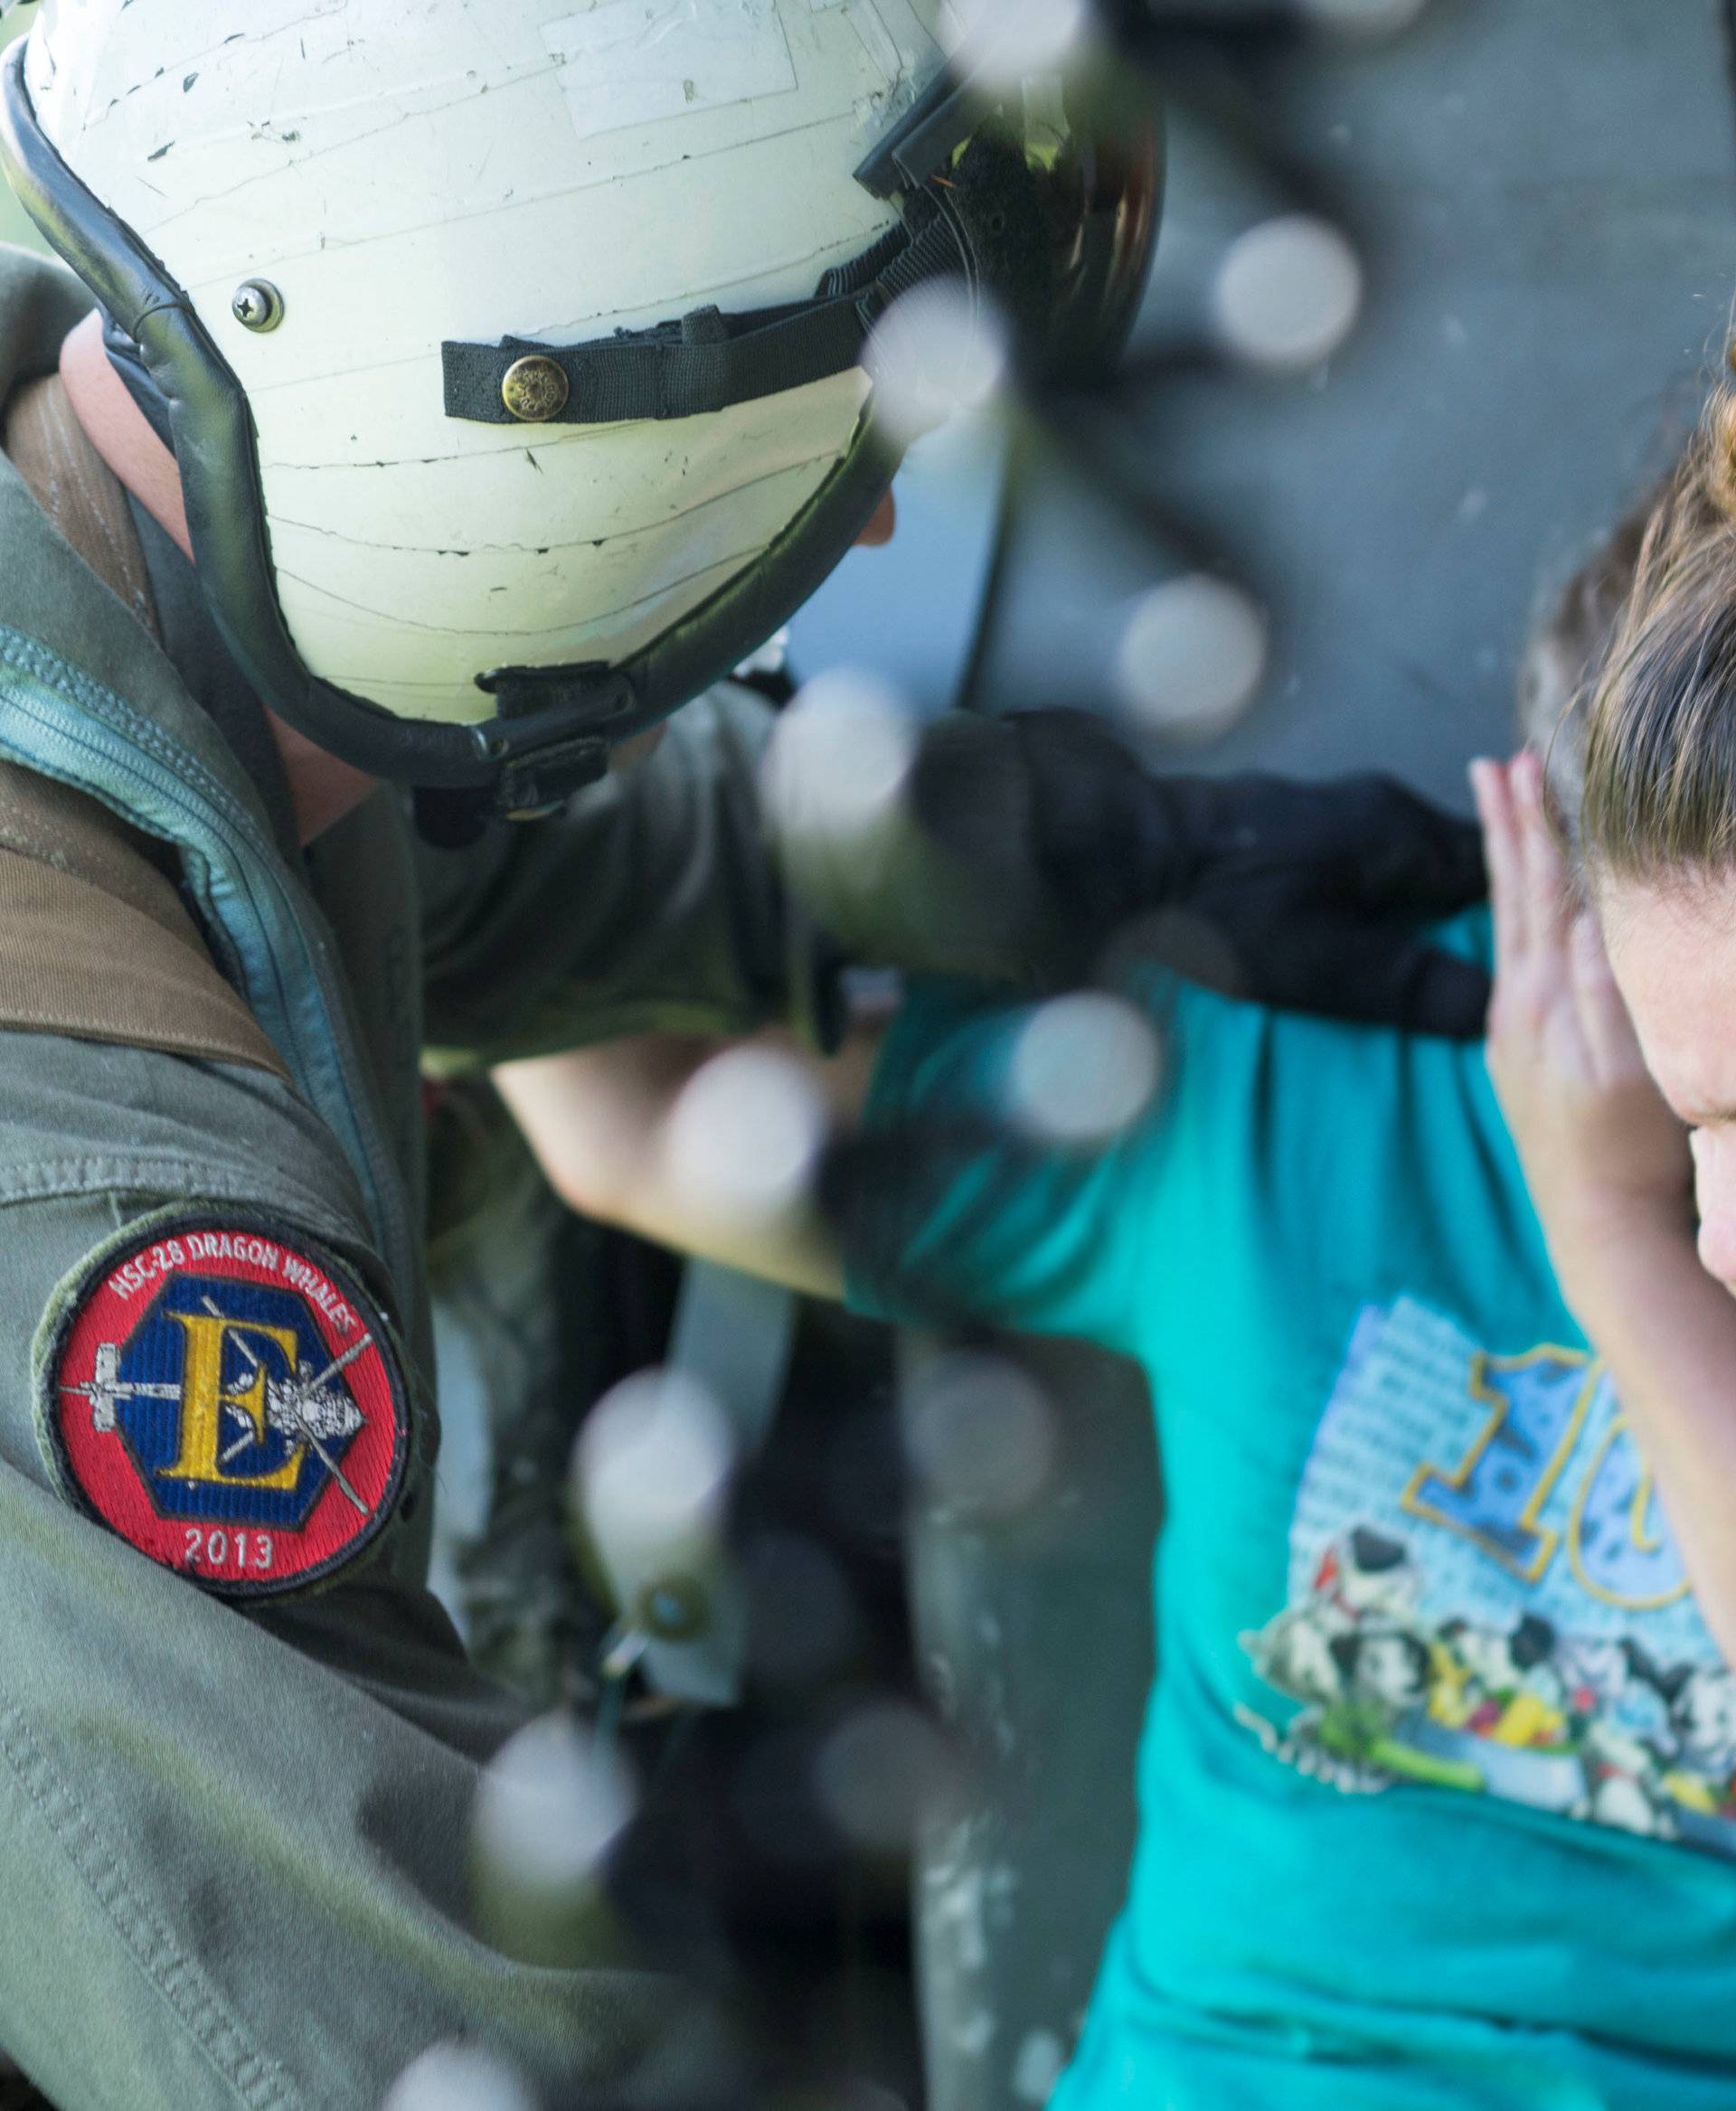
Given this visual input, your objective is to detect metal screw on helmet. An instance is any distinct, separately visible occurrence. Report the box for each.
[500,353,570,423]
[231,278,283,332]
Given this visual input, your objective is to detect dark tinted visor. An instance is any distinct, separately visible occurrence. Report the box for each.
[855,53,1162,384]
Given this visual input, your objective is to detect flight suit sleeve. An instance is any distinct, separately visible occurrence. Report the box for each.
[420,683,841,1067]
[0,1028,727,2111]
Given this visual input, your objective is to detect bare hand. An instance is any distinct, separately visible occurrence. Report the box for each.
[1472,751,1692,1274]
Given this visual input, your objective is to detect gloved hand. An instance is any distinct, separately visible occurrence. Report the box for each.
[769,704,1489,1037]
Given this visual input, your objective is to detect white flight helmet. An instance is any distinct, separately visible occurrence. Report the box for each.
[0,0,1157,830]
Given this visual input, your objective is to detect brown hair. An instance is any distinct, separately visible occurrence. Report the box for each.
[1577,387,1736,882]
[1518,502,1652,857]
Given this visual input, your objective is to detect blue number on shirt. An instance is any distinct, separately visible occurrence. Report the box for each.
[1567,1416,1690,1611]
[1401,1348,1599,1584]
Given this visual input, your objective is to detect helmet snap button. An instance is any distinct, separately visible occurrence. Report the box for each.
[501,354,571,422]
[231,279,284,332]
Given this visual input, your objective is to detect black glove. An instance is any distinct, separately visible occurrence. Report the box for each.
[774,706,1488,1038]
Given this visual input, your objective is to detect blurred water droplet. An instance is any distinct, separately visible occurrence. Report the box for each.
[1099,905,1249,1004]
[746,1531,863,1687]
[734,1725,836,1865]
[868,280,1008,447]
[764,668,920,850]
[575,1367,735,1569]
[663,1045,830,1228]
[828,2086,910,2111]
[824,1404,908,1549]
[1212,213,1362,372]
[816,1700,949,1854]
[472,1711,636,1900]
[946,0,1091,82]
[903,1352,1056,1519]
[772,2072,914,2111]
[1006,993,1160,1145]
[1111,574,1268,740]
[1297,0,1429,34]
[383,2043,537,2111]
[1012,2030,1068,2105]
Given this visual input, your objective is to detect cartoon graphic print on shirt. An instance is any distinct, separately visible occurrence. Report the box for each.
[1237,1297,1736,1855]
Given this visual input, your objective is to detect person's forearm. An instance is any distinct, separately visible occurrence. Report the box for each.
[495,1032,723,1225]
[495,1026,866,1299]
[1555,1212,1736,1664]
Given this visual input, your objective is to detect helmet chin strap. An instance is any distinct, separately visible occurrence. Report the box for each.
[63,316,380,844]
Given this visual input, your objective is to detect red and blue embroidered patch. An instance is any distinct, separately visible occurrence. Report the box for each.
[42,1215,409,1597]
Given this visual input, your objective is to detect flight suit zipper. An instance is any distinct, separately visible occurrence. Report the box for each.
[0,623,417,1307]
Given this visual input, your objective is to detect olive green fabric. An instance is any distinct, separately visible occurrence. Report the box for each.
[420,687,831,1070]
[0,1035,729,2109]
[0,240,806,2110]
[425,1102,602,1708]
[0,371,295,1078]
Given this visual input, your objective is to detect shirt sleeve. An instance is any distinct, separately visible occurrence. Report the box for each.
[0,1028,724,2111]
[842,977,1180,1359]
[419,683,839,1067]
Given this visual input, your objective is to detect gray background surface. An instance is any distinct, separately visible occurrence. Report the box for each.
[806,1,1736,810]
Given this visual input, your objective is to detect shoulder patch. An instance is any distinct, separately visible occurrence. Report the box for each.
[40,1214,410,1597]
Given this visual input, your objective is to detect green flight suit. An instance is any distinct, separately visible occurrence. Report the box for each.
[0,241,806,2111]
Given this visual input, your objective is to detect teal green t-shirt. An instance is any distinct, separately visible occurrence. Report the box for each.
[848,913,1736,2109]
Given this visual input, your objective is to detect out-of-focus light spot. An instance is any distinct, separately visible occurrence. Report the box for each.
[383,2044,537,2111]
[816,1700,949,1853]
[868,280,1008,448]
[1099,905,1249,1004]
[764,668,919,852]
[662,1045,829,1229]
[903,1352,1056,1519]
[734,626,790,683]
[746,1531,863,1687]
[1111,574,1268,741]
[1212,213,1363,372]
[1006,992,1160,1145]
[472,1712,637,1901]
[734,1726,835,1865]
[575,1366,734,1570]
[811,2087,910,2111]
[1297,0,1429,35]
[944,0,1090,83]
[1012,2031,1068,2106]
[824,1406,908,1546]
